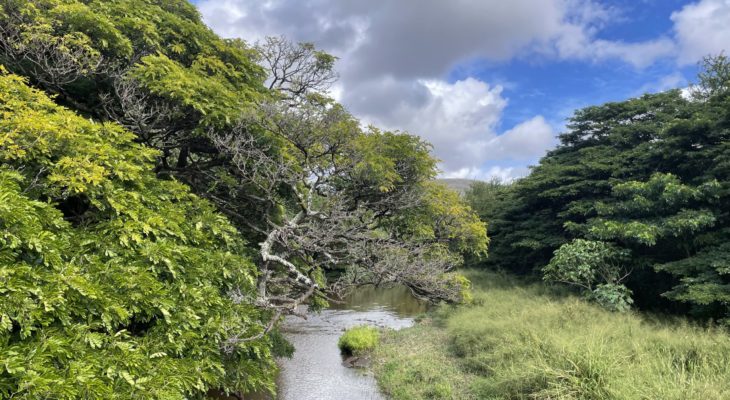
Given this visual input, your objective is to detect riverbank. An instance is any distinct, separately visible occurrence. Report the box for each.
[372,271,730,399]
[272,285,427,400]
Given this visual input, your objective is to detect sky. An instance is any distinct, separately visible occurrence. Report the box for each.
[191,0,730,180]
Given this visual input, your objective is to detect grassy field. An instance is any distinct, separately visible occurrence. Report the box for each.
[372,271,730,400]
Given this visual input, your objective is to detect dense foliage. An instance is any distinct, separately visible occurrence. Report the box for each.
[0,72,274,398]
[472,56,730,321]
[0,0,486,302]
[0,0,486,398]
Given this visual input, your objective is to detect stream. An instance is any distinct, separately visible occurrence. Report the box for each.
[271,285,427,400]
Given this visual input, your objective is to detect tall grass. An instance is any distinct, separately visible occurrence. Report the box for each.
[373,271,730,399]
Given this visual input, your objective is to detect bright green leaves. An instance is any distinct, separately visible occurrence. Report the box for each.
[586,207,716,246]
[49,2,133,58]
[589,284,634,312]
[419,182,488,256]
[0,0,267,190]
[610,173,720,211]
[545,239,628,288]
[349,131,488,261]
[0,72,273,398]
[656,238,730,318]
[546,240,620,290]
[0,0,105,80]
[583,173,719,246]
[352,133,402,193]
[0,72,155,199]
[544,239,633,312]
[0,170,67,267]
[129,53,259,128]
[352,129,437,193]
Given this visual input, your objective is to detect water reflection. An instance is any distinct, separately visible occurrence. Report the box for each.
[273,285,426,400]
[330,285,429,315]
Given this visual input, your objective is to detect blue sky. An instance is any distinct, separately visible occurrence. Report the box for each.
[457,52,696,133]
[460,0,697,132]
[193,0,729,180]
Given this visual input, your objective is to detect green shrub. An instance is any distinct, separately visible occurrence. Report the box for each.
[338,325,380,355]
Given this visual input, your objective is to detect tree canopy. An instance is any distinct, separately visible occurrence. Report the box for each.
[0,70,276,398]
[474,55,730,322]
[0,1,487,398]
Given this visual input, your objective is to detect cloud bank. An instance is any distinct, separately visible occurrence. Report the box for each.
[197,0,730,179]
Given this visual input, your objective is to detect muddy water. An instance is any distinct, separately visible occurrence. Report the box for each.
[275,285,427,400]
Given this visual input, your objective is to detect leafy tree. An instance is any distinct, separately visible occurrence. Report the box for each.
[485,88,693,276]
[544,239,632,311]
[479,55,730,320]
[463,178,510,224]
[0,71,276,398]
[255,36,339,99]
[0,0,486,352]
[0,0,266,167]
[578,173,720,248]
[215,96,487,331]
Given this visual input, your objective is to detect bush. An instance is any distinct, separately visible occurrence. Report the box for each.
[338,326,380,355]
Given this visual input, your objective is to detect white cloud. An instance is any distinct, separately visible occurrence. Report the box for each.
[443,166,529,182]
[635,72,688,95]
[482,116,557,162]
[559,36,676,68]
[352,78,556,179]
[544,6,676,68]
[196,0,709,178]
[352,77,507,172]
[198,0,673,75]
[672,0,730,65]
[444,116,555,181]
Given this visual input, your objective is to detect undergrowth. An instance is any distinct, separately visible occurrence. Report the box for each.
[372,271,730,399]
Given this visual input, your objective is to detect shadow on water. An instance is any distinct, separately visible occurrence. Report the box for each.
[250,285,427,400]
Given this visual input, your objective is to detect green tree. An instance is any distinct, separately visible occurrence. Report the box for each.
[0,0,266,171]
[0,0,485,354]
[463,178,510,224]
[478,55,730,320]
[486,88,692,275]
[544,239,632,311]
[216,97,487,316]
[0,71,275,398]
[579,173,720,248]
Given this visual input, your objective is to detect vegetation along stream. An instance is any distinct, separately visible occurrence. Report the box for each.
[4,2,730,400]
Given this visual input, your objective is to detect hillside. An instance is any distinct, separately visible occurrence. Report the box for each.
[437,178,479,194]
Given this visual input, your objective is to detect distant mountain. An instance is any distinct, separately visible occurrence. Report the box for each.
[437,178,479,194]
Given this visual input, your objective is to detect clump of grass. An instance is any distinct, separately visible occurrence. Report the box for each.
[338,325,380,355]
[373,270,730,400]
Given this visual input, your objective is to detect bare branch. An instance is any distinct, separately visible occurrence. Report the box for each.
[255,36,339,99]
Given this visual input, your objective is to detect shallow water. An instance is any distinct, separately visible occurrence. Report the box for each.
[274,285,427,400]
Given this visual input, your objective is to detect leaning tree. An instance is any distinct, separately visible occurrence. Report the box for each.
[0,1,488,341]
[214,94,487,340]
